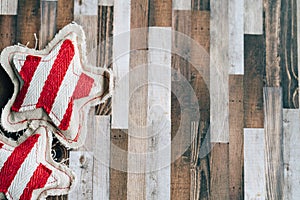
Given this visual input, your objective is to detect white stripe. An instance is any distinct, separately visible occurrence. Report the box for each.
[7,144,39,200]
[50,55,80,126]
[13,54,26,73]
[0,144,13,169]
[17,42,62,111]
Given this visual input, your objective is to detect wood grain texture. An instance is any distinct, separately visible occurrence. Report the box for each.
[244,35,265,128]
[210,0,229,142]
[192,0,210,10]
[98,0,114,6]
[74,0,97,15]
[229,75,244,200]
[229,0,244,74]
[56,0,74,30]
[39,1,57,49]
[298,0,300,107]
[264,0,281,87]
[283,109,300,200]
[68,151,94,200]
[111,0,131,128]
[244,0,263,34]
[16,0,40,48]
[172,0,191,10]
[149,0,172,27]
[0,0,18,15]
[210,143,229,199]
[244,128,266,200]
[280,0,298,108]
[263,87,284,200]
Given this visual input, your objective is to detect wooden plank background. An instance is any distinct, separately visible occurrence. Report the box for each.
[0,0,299,199]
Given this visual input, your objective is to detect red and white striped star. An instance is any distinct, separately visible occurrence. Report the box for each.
[0,126,74,200]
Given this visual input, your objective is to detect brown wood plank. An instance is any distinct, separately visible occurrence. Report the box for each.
[16,0,40,48]
[149,0,172,27]
[244,35,265,128]
[57,0,74,30]
[263,87,284,199]
[229,75,244,200]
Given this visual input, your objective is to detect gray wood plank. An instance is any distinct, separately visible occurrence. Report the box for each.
[229,0,244,74]
[74,0,98,15]
[283,109,300,200]
[210,0,229,142]
[244,128,266,200]
[93,116,111,200]
[172,0,191,10]
[263,87,284,199]
[111,0,131,129]
[298,0,300,107]
[69,151,94,200]
[0,0,18,15]
[146,27,171,200]
[98,0,114,6]
[244,0,263,34]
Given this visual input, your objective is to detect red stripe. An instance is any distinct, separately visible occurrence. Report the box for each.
[36,39,75,114]
[19,164,52,200]
[12,55,41,111]
[0,143,3,149]
[58,73,94,130]
[0,134,40,193]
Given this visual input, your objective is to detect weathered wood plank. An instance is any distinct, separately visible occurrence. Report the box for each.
[229,75,244,200]
[98,0,114,6]
[74,0,98,15]
[172,0,191,10]
[57,0,74,30]
[244,0,263,34]
[192,0,210,10]
[210,0,229,142]
[112,0,131,128]
[0,0,18,15]
[149,0,172,27]
[298,0,300,107]
[264,0,281,87]
[244,35,265,128]
[146,27,171,200]
[229,0,244,74]
[210,143,229,199]
[68,151,94,200]
[93,116,110,200]
[263,87,284,199]
[244,128,266,200]
[39,0,57,49]
[283,109,300,200]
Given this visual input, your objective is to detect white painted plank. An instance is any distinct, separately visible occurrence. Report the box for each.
[172,0,191,10]
[244,0,263,34]
[93,116,111,200]
[244,128,266,200]
[283,109,300,200]
[210,0,229,142]
[74,0,98,15]
[229,0,244,74]
[0,0,18,15]
[69,151,94,200]
[112,0,131,128]
[146,27,171,200]
[98,0,114,6]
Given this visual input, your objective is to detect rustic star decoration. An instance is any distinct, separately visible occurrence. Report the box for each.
[0,23,113,148]
[0,126,75,200]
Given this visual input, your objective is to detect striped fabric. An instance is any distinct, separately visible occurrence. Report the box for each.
[0,127,73,200]
[11,36,94,131]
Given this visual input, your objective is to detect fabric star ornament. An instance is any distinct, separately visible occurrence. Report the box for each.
[0,126,75,200]
[0,23,113,148]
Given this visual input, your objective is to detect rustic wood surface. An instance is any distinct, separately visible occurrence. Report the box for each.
[244,0,263,34]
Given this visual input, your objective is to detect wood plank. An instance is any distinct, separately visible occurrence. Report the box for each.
[111,0,131,128]
[229,0,244,74]
[16,0,40,49]
[283,109,300,200]
[68,151,94,200]
[264,0,281,87]
[93,116,111,200]
[263,87,284,199]
[229,75,244,200]
[298,0,300,107]
[192,0,210,10]
[98,0,114,6]
[149,0,172,27]
[210,0,229,142]
[0,0,18,15]
[172,0,191,10]
[210,143,229,199]
[244,0,263,34]
[110,129,128,200]
[146,27,172,200]
[244,35,265,128]
[57,0,74,30]
[39,0,57,49]
[74,0,98,15]
[244,128,266,200]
